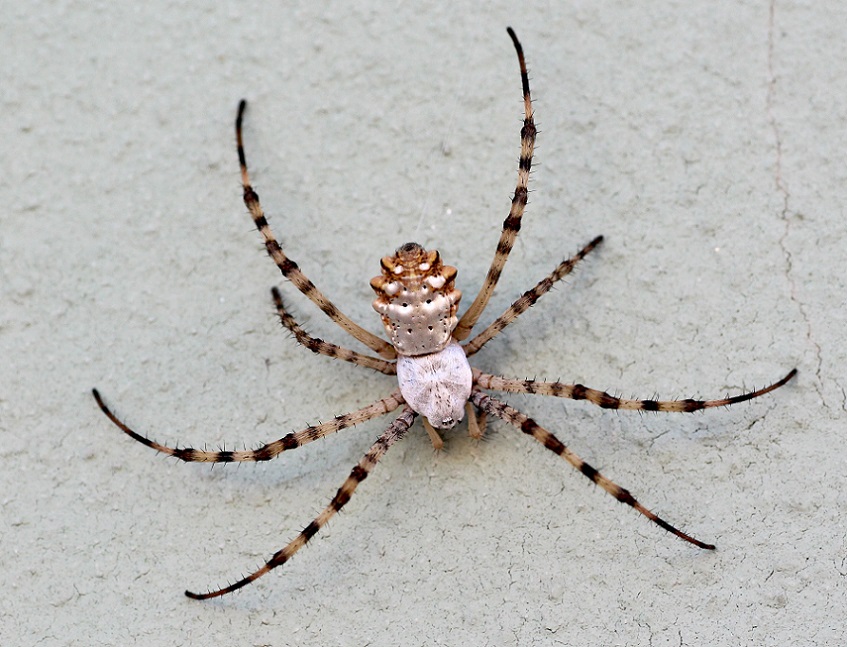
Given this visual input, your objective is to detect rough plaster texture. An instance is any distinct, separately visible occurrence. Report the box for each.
[2,2,845,646]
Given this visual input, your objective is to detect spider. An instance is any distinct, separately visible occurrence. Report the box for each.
[93,27,796,600]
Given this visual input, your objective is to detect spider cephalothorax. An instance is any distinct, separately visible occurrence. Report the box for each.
[93,27,795,601]
[395,339,471,429]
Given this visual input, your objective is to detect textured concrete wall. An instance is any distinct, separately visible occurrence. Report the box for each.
[3,2,844,645]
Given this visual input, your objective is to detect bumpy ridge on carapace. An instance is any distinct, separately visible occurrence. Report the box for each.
[370,242,462,356]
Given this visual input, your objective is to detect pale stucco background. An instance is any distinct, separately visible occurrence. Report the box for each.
[2,2,845,645]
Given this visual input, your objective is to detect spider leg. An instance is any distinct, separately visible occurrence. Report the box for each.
[92,388,405,463]
[422,418,445,451]
[185,406,417,599]
[454,27,536,341]
[465,402,485,440]
[236,100,396,360]
[472,368,797,412]
[463,236,604,356]
[475,406,488,437]
[470,390,715,549]
[271,287,396,375]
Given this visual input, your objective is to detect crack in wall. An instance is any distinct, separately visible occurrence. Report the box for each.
[767,0,824,405]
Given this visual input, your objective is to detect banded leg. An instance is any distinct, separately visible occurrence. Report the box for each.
[271,287,396,376]
[463,236,604,356]
[472,368,797,412]
[92,388,405,463]
[454,27,536,340]
[470,390,714,549]
[236,100,396,360]
[186,406,418,599]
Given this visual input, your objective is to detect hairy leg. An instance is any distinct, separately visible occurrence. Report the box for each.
[271,287,396,375]
[463,236,603,356]
[236,100,395,359]
[92,388,405,462]
[473,368,797,412]
[465,402,486,440]
[470,390,715,549]
[186,406,417,599]
[454,28,536,340]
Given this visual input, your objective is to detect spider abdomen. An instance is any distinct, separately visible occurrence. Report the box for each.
[395,341,472,430]
[370,242,461,356]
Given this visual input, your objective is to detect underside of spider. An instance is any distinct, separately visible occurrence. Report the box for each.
[93,27,796,600]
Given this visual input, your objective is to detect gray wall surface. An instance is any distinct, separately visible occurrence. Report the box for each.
[3,2,844,645]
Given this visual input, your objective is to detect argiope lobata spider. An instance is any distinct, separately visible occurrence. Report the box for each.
[93,27,796,600]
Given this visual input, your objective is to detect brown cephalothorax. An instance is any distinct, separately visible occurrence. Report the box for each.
[93,28,796,601]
